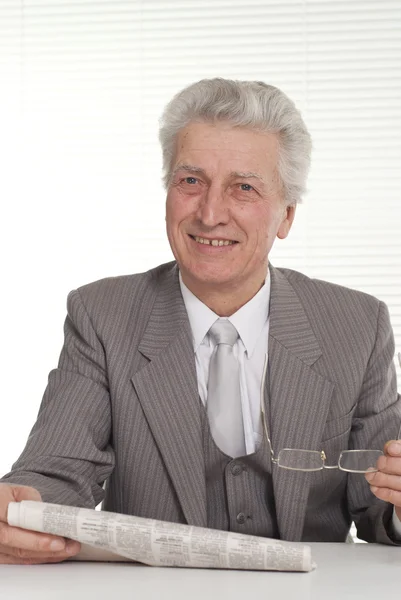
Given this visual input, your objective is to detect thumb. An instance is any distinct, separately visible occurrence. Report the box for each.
[13,485,42,503]
[0,483,42,522]
[383,439,401,456]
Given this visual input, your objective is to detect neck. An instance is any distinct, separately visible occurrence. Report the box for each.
[181,270,267,316]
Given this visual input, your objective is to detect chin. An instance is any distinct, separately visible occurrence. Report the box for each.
[185,267,237,287]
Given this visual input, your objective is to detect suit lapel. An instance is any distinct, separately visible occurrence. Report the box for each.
[131,265,207,527]
[268,266,335,540]
[131,263,335,538]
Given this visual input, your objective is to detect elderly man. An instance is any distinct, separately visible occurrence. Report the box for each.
[1,78,400,564]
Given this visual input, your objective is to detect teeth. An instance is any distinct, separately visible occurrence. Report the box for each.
[194,236,234,246]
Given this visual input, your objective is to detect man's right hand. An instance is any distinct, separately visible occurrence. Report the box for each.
[0,483,81,564]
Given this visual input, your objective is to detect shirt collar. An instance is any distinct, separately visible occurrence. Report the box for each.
[179,273,218,352]
[229,273,270,357]
[179,271,271,357]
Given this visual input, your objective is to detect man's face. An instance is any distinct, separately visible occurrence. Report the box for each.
[165,121,295,296]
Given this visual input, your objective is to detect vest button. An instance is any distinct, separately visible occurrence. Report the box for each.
[231,463,243,476]
[236,512,246,525]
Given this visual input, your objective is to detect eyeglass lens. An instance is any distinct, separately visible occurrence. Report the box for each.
[277,449,383,473]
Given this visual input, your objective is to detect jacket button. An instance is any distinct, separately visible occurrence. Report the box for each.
[231,463,243,476]
[236,512,246,524]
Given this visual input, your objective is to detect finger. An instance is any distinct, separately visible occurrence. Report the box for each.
[383,440,401,457]
[0,484,42,522]
[374,455,401,475]
[365,471,401,492]
[0,522,78,554]
[368,485,401,507]
[0,540,80,561]
[0,551,74,565]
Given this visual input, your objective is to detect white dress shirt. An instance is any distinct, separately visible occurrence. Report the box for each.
[179,272,270,457]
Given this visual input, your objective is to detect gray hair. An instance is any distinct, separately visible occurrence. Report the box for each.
[159,78,312,205]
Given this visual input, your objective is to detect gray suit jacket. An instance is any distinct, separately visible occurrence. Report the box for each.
[3,262,401,543]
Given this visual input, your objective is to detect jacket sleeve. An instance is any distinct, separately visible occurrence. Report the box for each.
[1,289,115,508]
[348,300,401,543]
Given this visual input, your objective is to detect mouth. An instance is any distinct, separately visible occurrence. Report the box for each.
[189,234,238,247]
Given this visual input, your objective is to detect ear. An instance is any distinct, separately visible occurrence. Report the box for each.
[277,203,296,239]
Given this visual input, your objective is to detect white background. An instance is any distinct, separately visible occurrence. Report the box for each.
[0,0,400,477]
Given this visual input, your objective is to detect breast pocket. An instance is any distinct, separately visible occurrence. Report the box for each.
[321,403,357,444]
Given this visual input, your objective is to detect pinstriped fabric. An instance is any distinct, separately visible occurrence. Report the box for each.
[267,267,400,542]
[202,405,278,538]
[2,261,400,543]
[269,268,322,366]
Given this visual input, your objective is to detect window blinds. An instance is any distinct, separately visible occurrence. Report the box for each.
[0,1,400,428]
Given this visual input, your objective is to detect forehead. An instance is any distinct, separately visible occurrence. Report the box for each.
[174,121,279,174]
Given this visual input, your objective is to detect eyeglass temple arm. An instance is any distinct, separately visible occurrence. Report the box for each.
[397,353,401,439]
[262,352,401,463]
[260,352,277,462]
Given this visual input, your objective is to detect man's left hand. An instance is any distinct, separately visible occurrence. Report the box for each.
[365,440,401,520]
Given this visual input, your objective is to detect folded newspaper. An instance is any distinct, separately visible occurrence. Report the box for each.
[8,501,314,572]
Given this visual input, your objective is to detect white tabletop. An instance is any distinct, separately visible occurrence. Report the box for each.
[1,543,400,600]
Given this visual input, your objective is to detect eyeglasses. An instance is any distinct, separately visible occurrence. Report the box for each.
[259,354,384,473]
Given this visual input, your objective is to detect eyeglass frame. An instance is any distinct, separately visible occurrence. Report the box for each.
[259,353,384,474]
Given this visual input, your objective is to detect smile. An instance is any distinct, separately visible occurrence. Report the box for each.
[191,235,236,247]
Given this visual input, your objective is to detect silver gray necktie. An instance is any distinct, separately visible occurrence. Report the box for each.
[207,319,246,458]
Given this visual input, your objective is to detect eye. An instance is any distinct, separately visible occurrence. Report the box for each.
[239,183,254,191]
[184,177,198,185]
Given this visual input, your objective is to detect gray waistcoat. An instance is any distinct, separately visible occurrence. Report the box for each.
[201,406,279,538]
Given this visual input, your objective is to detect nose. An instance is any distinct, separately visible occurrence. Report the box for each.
[196,185,229,228]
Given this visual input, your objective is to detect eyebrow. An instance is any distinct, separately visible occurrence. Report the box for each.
[172,164,266,185]
[230,171,266,185]
[171,164,206,178]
